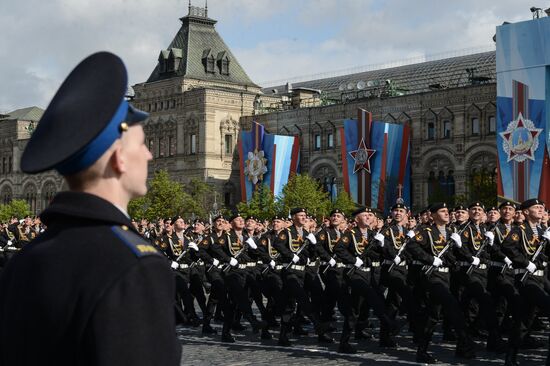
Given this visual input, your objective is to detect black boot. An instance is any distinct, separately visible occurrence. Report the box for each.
[318,333,335,344]
[486,331,507,353]
[261,328,273,340]
[338,342,356,354]
[456,335,476,359]
[278,324,292,347]
[245,314,267,334]
[221,332,235,343]
[202,324,217,335]
[416,341,438,364]
[504,347,518,366]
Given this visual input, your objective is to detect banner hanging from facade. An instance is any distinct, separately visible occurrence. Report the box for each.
[496,18,550,204]
[341,109,411,214]
[238,122,300,201]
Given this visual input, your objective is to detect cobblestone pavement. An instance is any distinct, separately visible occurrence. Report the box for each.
[177,318,548,365]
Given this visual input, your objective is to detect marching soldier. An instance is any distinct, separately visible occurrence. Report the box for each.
[335,207,398,349]
[406,202,477,363]
[206,213,266,342]
[272,207,328,347]
[316,209,355,349]
[198,215,231,336]
[454,202,506,351]
[501,199,550,366]
[379,204,418,343]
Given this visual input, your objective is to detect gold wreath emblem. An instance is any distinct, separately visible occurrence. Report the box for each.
[511,233,519,241]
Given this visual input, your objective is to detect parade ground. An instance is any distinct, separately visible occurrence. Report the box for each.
[177,311,548,365]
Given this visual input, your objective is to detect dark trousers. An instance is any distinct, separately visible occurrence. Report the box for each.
[458,268,499,332]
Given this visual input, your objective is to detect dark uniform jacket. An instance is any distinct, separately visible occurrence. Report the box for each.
[316,226,344,263]
[272,225,312,265]
[455,221,490,265]
[380,224,411,263]
[501,223,547,272]
[257,230,281,264]
[407,224,459,279]
[206,229,252,264]
[0,192,181,366]
[336,227,381,266]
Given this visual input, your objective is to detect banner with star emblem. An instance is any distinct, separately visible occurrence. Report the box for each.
[238,122,300,201]
[341,109,411,213]
[496,18,550,204]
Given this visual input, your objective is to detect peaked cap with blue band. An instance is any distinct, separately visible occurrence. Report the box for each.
[21,52,148,175]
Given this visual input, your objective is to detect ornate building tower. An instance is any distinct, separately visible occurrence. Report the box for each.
[132,4,261,208]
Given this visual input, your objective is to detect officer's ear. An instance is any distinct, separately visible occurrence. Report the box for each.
[109,140,126,175]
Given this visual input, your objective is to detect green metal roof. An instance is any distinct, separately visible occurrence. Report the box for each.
[147,14,258,88]
[2,106,44,121]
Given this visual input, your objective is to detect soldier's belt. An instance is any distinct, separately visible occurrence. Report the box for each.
[489,261,506,268]
[275,265,284,270]
[336,263,347,268]
[458,261,488,270]
[246,262,256,267]
[383,259,407,267]
[514,269,544,277]
[307,261,317,267]
[5,246,18,252]
[235,264,247,269]
[411,260,425,266]
[371,261,381,267]
[422,265,449,273]
[282,264,305,271]
[356,267,371,272]
[179,264,189,269]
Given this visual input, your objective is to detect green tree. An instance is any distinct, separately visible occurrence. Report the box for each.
[0,199,31,222]
[183,178,214,219]
[280,174,331,218]
[331,191,357,217]
[128,170,188,220]
[237,184,279,220]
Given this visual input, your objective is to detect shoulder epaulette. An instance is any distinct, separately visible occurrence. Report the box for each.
[111,225,162,258]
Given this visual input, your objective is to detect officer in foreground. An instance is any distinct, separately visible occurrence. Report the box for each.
[0,52,181,365]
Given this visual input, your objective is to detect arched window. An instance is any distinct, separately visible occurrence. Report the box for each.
[426,157,455,205]
[1,186,12,205]
[23,184,37,213]
[468,153,497,204]
[42,181,57,210]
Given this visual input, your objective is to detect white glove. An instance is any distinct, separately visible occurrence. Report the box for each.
[292,254,300,263]
[406,230,415,239]
[393,256,401,265]
[504,257,512,266]
[246,237,257,249]
[526,261,537,273]
[171,261,179,269]
[307,233,317,244]
[7,240,12,245]
[471,256,480,266]
[269,260,276,269]
[484,232,494,246]
[229,257,238,267]
[212,258,220,266]
[543,229,550,241]
[354,257,363,268]
[374,233,385,247]
[432,257,443,267]
[188,242,199,251]
[144,232,150,238]
[450,233,462,248]
[329,257,336,267]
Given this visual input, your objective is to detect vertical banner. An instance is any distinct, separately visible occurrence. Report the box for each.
[341,108,411,214]
[496,18,549,204]
[239,122,300,201]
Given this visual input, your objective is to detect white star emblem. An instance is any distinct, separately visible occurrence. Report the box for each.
[349,139,376,173]
[500,112,543,163]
